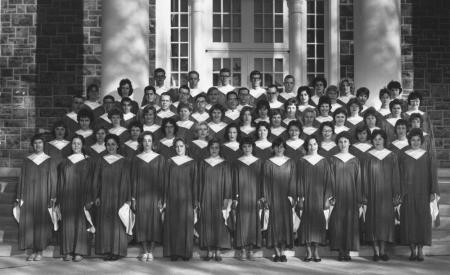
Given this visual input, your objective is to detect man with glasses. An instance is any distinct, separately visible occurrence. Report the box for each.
[279,75,297,103]
[94,95,115,129]
[267,84,283,110]
[191,93,210,123]
[249,70,267,104]
[154,68,168,97]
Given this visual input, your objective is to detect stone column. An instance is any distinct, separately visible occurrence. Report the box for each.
[354,0,401,107]
[287,0,307,85]
[190,0,207,91]
[100,0,149,102]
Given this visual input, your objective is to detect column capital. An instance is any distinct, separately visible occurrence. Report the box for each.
[287,0,306,14]
[190,0,204,12]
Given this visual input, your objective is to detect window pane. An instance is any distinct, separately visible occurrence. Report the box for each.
[317,44,324,58]
[223,29,231,42]
[213,58,221,71]
[264,73,273,86]
[316,30,324,43]
[180,0,188,12]
[255,15,263,28]
[223,58,231,69]
[223,15,231,27]
[171,44,179,56]
[213,0,221,12]
[255,29,263,43]
[180,58,188,71]
[317,0,324,14]
[254,58,263,71]
[254,0,263,13]
[264,29,273,43]
[233,74,241,86]
[317,59,324,72]
[264,58,273,72]
[171,0,178,12]
[213,74,219,86]
[171,74,179,86]
[307,30,315,43]
[307,59,315,72]
[263,0,272,13]
[232,0,241,12]
[223,0,231,12]
[233,29,241,42]
[263,14,273,28]
[213,15,221,27]
[171,14,179,27]
[180,14,188,27]
[307,15,315,28]
[233,14,241,27]
[180,43,188,57]
[317,15,324,28]
[275,0,283,13]
[274,15,283,28]
[307,45,315,57]
[171,29,179,42]
[180,29,188,42]
[274,58,283,72]
[213,29,221,42]
[307,1,314,13]
[275,29,283,43]
[171,59,179,71]
[275,73,283,86]
[180,73,188,85]
[233,58,241,72]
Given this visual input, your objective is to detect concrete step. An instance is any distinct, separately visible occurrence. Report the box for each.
[436,217,450,229]
[0,229,18,243]
[439,184,450,204]
[0,178,18,193]
[440,204,450,216]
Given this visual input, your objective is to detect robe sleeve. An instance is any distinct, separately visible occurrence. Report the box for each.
[191,162,199,206]
[130,157,138,200]
[328,158,336,199]
[231,162,239,200]
[429,153,439,195]
[287,159,297,198]
[222,162,232,200]
[56,161,66,202]
[297,160,305,200]
[398,153,408,199]
[354,158,363,204]
[261,161,269,202]
[91,159,102,203]
[197,161,205,203]
[118,158,131,204]
[17,160,26,201]
[361,157,369,204]
[323,160,334,208]
[391,154,401,202]
[47,158,58,203]
[157,156,166,202]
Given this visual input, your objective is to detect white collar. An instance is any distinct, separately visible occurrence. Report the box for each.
[192,139,208,149]
[66,111,78,122]
[238,155,258,166]
[270,126,286,136]
[155,86,168,96]
[405,148,426,160]
[386,117,400,127]
[240,125,255,135]
[303,154,324,165]
[27,153,50,165]
[171,155,193,165]
[49,139,70,150]
[143,124,160,132]
[99,113,111,123]
[172,101,180,108]
[91,143,106,153]
[191,112,209,122]
[353,143,372,152]
[103,154,123,164]
[269,156,289,166]
[160,137,175,147]
[141,103,160,111]
[334,152,355,163]
[137,151,159,163]
[347,115,363,125]
[249,87,266,98]
[217,84,235,94]
[208,121,227,133]
[84,101,100,110]
[406,109,424,116]
[298,104,315,112]
[109,126,127,136]
[255,139,272,150]
[177,120,194,129]
[269,100,283,109]
[286,138,304,150]
[190,88,202,98]
[123,112,135,121]
[391,139,409,150]
[368,148,392,160]
[157,109,175,118]
[254,117,270,123]
[377,107,391,116]
[369,126,380,133]
[311,95,320,105]
[315,116,333,123]
[283,118,295,125]
[225,109,240,120]
[361,105,369,112]
[125,140,139,150]
[68,153,87,164]
[331,102,342,112]
[75,129,93,138]
[338,95,354,104]
[204,157,225,167]
[224,141,240,151]
[279,92,296,100]
[302,126,317,135]
[321,141,337,151]
[334,125,349,134]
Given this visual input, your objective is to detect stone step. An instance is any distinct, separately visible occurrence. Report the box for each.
[436,216,450,229]
[0,229,18,243]
[439,204,450,216]
[0,192,15,204]
[0,178,18,193]
[439,184,450,204]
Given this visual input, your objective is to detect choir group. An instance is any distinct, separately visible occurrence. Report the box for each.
[15,68,440,264]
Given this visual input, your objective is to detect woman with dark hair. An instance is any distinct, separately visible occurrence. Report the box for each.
[297,86,315,115]
[140,105,162,140]
[198,139,232,261]
[89,134,130,261]
[262,138,297,262]
[310,76,328,106]
[107,109,129,145]
[399,128,439,261]
[328,132,362,261]
[404,91,432,135]
[333,107,350,135]
[254,100,271,124]
[44,120,72,166]
[121,97,138,128]
[297,135,333,262]
[282,99,298,127]
[349,125,373,162]
[388,119,410,155]
[83,84,103,119]
[56,134,92,262]
[157,117,178,159]
[188,121,210,161]
[163,138,198,261]
[318,121,339,158]
[233,137,263,260]
[383,99,405,143]
[363,108,382,134]
[377,88,392,118]
[16,134,57,261]
[86,126,107,159]
[346,98,364,138]
[130,131,165,262]
[284,120,305,161]
[269,109,287,141]
[222,123,242,162]
[116,78,139,114]
[315,96,333,124]
[74,108,95,147]
[409,113,435,155]
[253,121,272,160]
[176,103,195,143]
[123,121,143,159]
[363,129,400,262]
[239,106,256,138]
[207,104,228,142]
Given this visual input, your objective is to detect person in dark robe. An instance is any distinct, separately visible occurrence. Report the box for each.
[114,78,140,114]
[121,97,138,128]
[122,121,142,159]
[363,130,401,261]
[388,119,410,155]
[221,123,242,162]
[403,91,433,136]
[198,139,232,261]
[207,104,228,142]
[281,99,298,128]
[333,107,350,135]
[74,108,95,147]
[233,137,263,261]
[254,100,270,124]
[399,128,439,261]
[318,121,339,158]
[140,105,162,140]
[175,103,195,143]
[296,86,315,118]
[328,132,362,261]
[188,122,210,162]
[300,108,319,139]
[239,106,256,139]
[163,138,198,261]
[107,109,130,145]
[297,135,333,262]
[382,99,405,143]
[44,121,72,167]
[262,138,297,262]
[376,88,392,119]
[409,113,435,159]
[269,109,288,142]
[223,91,241,124]
[157,117,177,159]
[349,125,372,163]
[191,93,210,124]
[130,131,165,262]
[56,135,92,262]
[82,84,103,120]
[93,95,115,130]
[337,78,355,105]
[89,134,130,260]
[62,95,84,138]
[345,98,364,141]
[284,120,306,161]
[253,121,272,160]
[16,134,57,261]
[85,126,107,159]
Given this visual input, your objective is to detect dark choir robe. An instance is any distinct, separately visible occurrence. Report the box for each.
[198,158,232,249]
[269,127,288,142]
[233,155,263,248]
[223,109,241,124]
[269,100,285,113]
[176,120,196,143]
[253,139,273,160]
[74,129,95,147]
[315,116,333,125]
[85,143,107,159]
[399,149,439,246]
[318,141,339,158]
[157,137,176,159]
[281,118,296,128]
[376,107,391,119]
[297,104,316,118]
[82,101,104,121]
[122,112,138,128]
[404,110,433,136]
[108,127,130,145]
[163,156,198,258]
[142,123,163,141]
[156,109,177,120]
[239,126,256,139]
[388,139,410,156]
[337,95,355,106]
[131,152,165,244]
[188,139,209,161]
[191,112,210,124]
[57,154,92,255]
[298,155,333,245]
[278,92,297,103]
[330,102,343,114]
[328,153,362,251]
[221,141,242,163]
[383,117,402,144]
[44,139,72,166]
[122,140,139,159]
[63,112,80,138]
[362,149,400,243]
[92,154,130,256]
[284,138,306,161]
[17,153,57,251]
[345,116,364,141]
[94,113,112,130]
[207,121,227,142]
[300,126,318,140]
[249,87,267,105]
[114,100,139,114]
[262,157,296,248]
[334,125,350,135]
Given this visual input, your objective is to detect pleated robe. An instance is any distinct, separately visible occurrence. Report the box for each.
[221,143,242,163]
[131,154,165,244]
[163,158,198,258]
[57,157,92,255]
[188,140,209,162]
[262,158,297,248]
[297,157,333,245]
[233,158,263,248]
[17,156,57,251]
[44,141,72,167]
[362,151,400,243]
[92,156,130,256]
[328,156,362,251]
[398,151,439,245]
[198,160,232,250]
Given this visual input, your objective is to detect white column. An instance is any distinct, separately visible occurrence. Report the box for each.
[287,0,307,85]
[354,0,401,107]
[325,0,340,85]
[155,0,171,80]
[190,0,208,91]
[100,0,150,102]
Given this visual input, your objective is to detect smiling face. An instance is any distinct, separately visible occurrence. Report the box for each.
[334,113,346,126]
[71,137,83,154]
[160,95,172,110]
[286,104,297,117]
[391,104,402,117]
[410,135,422,149]
[314,81,325,95]
[242,143,253,155]
[409,98,420,109]
[321,125,333,141]
[209,142,221,158]
[410,118,421,129]
[307,138,319,154]
[144,110,155,124]
[271,113,282,127]
[239,89,251,105]
[106,138,118,154]
[211,109,223,123]
[33,138,44,153]
[273,143,285,156]
[319,103,330,116]
[197,124,209,139]
[227,93,239,109]
[288,125,300,139]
